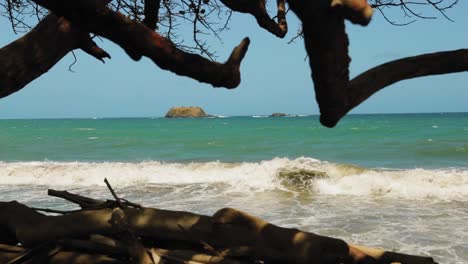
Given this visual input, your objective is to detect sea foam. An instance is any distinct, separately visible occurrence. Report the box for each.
[0,158,467,201]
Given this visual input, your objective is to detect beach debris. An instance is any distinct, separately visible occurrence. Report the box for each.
[0,179,438,264]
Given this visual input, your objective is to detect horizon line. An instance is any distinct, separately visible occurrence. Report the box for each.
[0,111,467,120]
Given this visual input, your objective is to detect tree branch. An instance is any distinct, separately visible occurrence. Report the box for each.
[321,49,468,127]
[0,14,110,99]
[220,0,288,38]
[289,0,467,127]
[143,0,161,30]
[32,0,250,88]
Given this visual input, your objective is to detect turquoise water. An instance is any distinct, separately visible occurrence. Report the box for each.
[0,113,467,168]
[1,113,467,263]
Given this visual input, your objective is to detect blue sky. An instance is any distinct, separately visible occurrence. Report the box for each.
[0,3,467,118]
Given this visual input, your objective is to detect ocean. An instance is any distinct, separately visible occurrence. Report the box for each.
[0,113,467,263]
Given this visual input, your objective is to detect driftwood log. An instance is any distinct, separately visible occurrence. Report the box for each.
[0,180,437,264]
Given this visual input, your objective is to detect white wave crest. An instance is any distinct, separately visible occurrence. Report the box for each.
[313,167,468,200]
[0,158,467,200]
[0,159,292,191]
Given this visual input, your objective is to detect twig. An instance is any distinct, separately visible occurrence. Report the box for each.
[104,178,124,208]
[121,198,143,209]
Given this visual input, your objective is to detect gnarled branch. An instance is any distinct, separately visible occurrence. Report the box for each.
[31,0,250,88]
[289,0,467,127]
[321,49,468,127]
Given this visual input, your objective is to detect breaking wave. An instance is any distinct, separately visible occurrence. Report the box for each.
[0,157,467,201]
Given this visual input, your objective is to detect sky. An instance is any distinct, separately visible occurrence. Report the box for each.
[0,2,467,118]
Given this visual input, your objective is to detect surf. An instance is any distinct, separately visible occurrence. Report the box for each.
[1,157,467,201]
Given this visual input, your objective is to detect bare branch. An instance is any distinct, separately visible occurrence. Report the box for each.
[369,0,459,24]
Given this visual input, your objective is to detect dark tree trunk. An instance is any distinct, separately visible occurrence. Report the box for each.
[288,0,468,127]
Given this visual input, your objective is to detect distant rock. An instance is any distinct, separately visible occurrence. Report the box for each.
[165,106,208,118]
[270,112,287,117]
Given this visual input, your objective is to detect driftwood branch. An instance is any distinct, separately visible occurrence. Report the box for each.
[104,178,124,208]
[0,188,438,264]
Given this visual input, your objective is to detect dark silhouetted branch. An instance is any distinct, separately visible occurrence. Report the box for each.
[219,0,288,38]
[143,0,161,30]
[0,14,109,99]
[321,49,468,127]
[289,0,467,127]
[31,0,250,88]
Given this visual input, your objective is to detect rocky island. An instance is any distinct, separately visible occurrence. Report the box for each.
[165,106,208,118]
[270,112,287,117]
